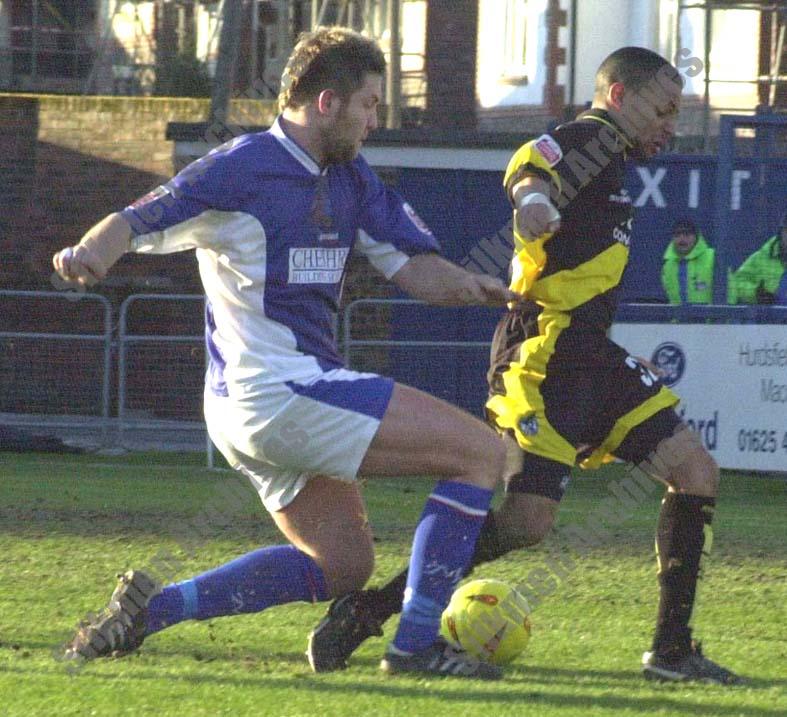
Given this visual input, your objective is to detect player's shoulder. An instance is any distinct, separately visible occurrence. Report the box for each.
[207,130,267,158]
[188,131,270,178]
[549,118,599,151]
[349,151,376,178]
[508,124,584,172]
[337,152,382,192]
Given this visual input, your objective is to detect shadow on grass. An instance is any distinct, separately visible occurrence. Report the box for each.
[2,659,784,716]
[0,509,282,542]
[345,655,785,691]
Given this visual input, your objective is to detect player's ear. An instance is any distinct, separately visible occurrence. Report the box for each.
[607,82,625,111]
[316,89,338,116]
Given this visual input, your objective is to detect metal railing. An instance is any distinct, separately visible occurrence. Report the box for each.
[2,291,785,461]
[342,298,499,413]
[342,298,493,365]
[343,298,787,367]
[117,293,207,452]
[0,289,113,442]
[615,303,787,323]
[342,298,787,413]
[0,291,210,459]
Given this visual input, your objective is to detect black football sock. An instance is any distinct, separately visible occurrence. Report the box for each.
[651,492,715,659]
[364,510,508,624]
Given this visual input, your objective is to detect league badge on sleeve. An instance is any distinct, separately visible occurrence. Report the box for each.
[533,134,563,167]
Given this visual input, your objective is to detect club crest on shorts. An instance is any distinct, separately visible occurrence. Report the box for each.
[651,342,686,387]
[518,413,539,436]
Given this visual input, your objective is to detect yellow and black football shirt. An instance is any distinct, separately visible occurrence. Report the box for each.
[503,108,635,329]
[486,109,679,468]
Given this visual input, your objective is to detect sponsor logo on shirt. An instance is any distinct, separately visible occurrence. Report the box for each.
[288,247,349,284]
[608,188,632,204]
[403,202,434,237]
[534,134,563,166]
[613,217,633,247]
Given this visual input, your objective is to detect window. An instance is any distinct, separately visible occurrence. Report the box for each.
[503,0,529,82]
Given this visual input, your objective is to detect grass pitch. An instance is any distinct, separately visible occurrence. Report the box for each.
[0,452,785,717]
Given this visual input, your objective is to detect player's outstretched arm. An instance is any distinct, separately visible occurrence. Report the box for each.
[52,212,133,287]
[391,253,519,307]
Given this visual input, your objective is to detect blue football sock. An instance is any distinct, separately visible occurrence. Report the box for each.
[393,480,492,654]
[145,544,329,635]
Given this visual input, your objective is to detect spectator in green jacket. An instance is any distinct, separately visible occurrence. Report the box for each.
[728,213,787,305]
[661,218,715,304]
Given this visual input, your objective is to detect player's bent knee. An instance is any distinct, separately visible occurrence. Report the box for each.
[449,424,507,488]
[362,384,506,488]
[497,494,558,551]
[448,433,506,491]
[642,425,718,497]
[472,437,507,490]
[692,449,720,497]
[497,511,554,554]
[670,446,719,497]
[523,509,556,545]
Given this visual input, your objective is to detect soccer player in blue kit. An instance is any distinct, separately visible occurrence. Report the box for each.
[52,26,517,679]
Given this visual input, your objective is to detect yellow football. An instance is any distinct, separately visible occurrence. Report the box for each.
[440,578,532,665]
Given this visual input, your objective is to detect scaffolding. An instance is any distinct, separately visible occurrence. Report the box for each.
[83,1,223,96]
[0,0,98,92]
[673,0,787,145]
[262,1,419,127]
[0,1,422,125]
[84,1,156,95]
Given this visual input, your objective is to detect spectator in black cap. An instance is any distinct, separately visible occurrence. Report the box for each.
[661,218,715,304]
[728,212,787,305]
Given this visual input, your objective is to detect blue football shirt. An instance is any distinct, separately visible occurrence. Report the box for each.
[121,118,440,396]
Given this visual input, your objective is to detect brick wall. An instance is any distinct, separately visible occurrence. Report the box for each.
[1,93,390,345]
[0,93,278,294]
[0,97,38,288]
[425,0,478,129]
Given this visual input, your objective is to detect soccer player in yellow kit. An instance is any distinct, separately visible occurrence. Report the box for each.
[306,47,740,685]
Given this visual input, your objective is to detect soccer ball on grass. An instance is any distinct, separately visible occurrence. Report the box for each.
[440,578,532,665]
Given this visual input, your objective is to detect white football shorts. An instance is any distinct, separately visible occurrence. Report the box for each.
[204,368,394,512]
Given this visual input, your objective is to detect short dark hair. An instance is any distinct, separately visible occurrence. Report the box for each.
[672,218,697,236]
[594,46,681,97]
[278,26,386,111]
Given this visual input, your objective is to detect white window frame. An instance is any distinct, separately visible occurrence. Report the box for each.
[502,0,530,83]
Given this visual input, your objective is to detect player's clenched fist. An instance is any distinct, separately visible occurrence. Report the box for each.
[51,212,133,287]
[52,244,109,286]
[513,192,561,241]
[511,176,561,241]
